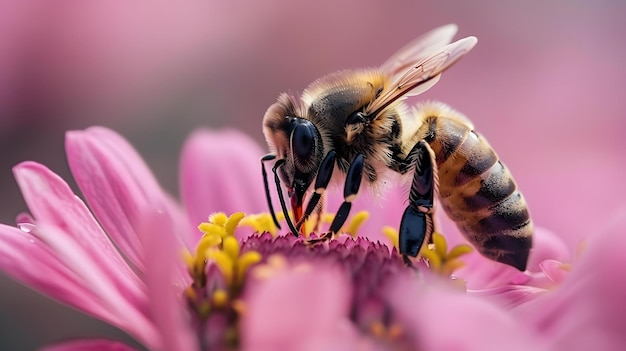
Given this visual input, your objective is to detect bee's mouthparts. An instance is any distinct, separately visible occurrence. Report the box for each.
[290,192,304,225]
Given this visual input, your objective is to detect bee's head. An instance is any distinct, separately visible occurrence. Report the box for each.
[263,94,323,225]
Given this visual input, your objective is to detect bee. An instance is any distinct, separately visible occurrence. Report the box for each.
[261,24,533,271]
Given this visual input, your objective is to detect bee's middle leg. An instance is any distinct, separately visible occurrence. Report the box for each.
[307,153,365,245]
[399,140,438,265]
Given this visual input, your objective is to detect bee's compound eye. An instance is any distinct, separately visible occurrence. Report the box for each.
[292,123,315,161]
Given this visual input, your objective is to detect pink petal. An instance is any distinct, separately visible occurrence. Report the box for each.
[469,284,549,309]
[138,207,198,351]
[388,278,541,351]
[35,223,157,347]
[180,129,268,234]
[13,162,144,300]
[539,259,569,285]
[0,224,113,321]
[40,339,139,351]
[457,226,570,290]
[66,126,186,269]
[241,264,360,351]
[12,162,157,345]
[515,211,626,351]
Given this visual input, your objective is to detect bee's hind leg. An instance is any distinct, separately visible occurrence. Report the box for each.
[307,153,365,245]
[399,141,438,266]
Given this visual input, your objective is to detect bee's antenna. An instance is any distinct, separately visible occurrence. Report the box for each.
[261,154,281,229]
[272,159,300,237]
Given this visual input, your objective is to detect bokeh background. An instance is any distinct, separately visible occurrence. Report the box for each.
[1,0,625,349]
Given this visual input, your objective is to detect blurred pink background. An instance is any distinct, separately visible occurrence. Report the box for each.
[1,0,625,349]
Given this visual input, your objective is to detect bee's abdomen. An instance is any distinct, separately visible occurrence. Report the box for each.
[428,116,533,271]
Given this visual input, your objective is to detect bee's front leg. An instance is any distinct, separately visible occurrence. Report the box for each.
[399,140,438,265]
[307,153,364,245]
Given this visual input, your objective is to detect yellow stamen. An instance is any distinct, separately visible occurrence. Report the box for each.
[250,254,312,283]
[382,227,471,277]
[387,324,404,340]
[182,249,195,270]
[382,226,399,249]
[559,263,572,271]
[198,301,211,319]
[441,259,466,277]
[199,212,245,238]
[232,300,246,315]
[446,244,474,261]
[224,212,246,237]
[432,232,447,259]
[207,250,234,285]
[370,321,386,338]
[197,222,225,237]
[236,251,262,286]
[208,212,228,227]
[252,254,288,280]
[322,213,335,224]
[419,246,442,270]
[303,213,319,237]
[421,232,473,277]
[240,213,281,236]
[184,286,197,301]
[212,289,229,308]
[344,211,369,237]
[222,236,240,260]
[576,240,588,260]
[369,321,404,341]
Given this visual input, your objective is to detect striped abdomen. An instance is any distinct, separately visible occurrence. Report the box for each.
[422,114,533,271]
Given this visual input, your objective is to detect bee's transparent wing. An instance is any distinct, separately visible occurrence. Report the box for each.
[380,24,458,78]
[365,36,477,117]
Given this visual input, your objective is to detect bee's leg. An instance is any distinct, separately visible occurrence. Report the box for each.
[295,151,336,232]
[271,159,300,236]
[399,141,438,265]
[308,154,365,244]
[261,154,281,229]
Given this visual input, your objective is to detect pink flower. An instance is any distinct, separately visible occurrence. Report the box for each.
[1,127,625,351]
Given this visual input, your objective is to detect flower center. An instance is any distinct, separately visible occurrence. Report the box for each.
[183,211,472,349]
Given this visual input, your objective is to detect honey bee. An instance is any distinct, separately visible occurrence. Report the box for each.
[261,24,533,271]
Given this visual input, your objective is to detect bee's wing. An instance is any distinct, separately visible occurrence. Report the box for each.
[380,24,458,78]
[365,36,477,117]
